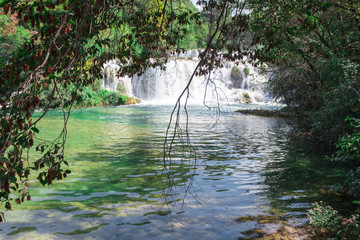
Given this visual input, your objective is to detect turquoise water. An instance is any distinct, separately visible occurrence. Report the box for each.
[0,104,346,239]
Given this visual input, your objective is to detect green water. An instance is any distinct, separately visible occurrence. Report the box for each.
[0,104,347,239]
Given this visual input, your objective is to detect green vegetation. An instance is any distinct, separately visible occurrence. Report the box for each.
[242,92,251,103]
[0,11,31,59]
[231,65,241,79]
[246,0,360,147]
[0,0,359,237]
[0,0,206,218]
[333,117,360,165]
[243,67,250,77]
[176,2,208,49]
[241,2,359,237]
[308,202,360,239]
[38,81,138,108]
[308,118,360,238]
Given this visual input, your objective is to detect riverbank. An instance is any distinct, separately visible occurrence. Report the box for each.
[235,109,291,118]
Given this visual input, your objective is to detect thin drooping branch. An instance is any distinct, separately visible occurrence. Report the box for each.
[162,0,238,206]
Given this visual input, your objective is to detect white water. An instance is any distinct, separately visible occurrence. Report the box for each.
[102,50,270,105]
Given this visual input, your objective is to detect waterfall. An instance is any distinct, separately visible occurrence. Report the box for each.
[101,59,133,96]
[102,51,270,104]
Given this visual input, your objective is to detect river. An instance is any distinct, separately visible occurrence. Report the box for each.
[0,104,347,239]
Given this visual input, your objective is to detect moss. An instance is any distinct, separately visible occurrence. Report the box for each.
[104,66,110,79]
[243,92,252,103]
[244,67,250,76]
[231,65,241,79]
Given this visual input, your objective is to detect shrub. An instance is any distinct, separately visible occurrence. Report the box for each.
[309,117,360,239]
[308,201,360,239]
[330,117,360,202]
[344,168,360,199]
[332,117,360,165]
[98,89,128,106]
[39,81,131,108]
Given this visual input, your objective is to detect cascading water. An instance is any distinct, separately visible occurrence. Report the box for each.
[101,60,133,96]
[102,50,270,104]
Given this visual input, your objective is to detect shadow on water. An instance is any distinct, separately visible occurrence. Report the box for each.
[2,105,352,239]
[237,136,351,239]
[264,137,351,213]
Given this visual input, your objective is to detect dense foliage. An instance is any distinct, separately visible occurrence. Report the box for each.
[38,81,137,108]
[307,118,360,238]
[308,201,360,239]
[0,0,204,219]
[1,3,359,238]
[247,0,360,146]
[0,10,32,59]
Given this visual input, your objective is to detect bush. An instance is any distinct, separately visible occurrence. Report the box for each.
[39,81,131,108]
[308,201,360,239]
[98,89,126,105]
[39,83,76,108]
[267,57,360,147]
[344,168,360,200]
[0,13,32,60]
[309,117,360,239]
[330,117,360,200]
[332,117,360,165]
[74,86,102,107]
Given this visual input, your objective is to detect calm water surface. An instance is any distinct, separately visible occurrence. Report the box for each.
[1,104,346,239]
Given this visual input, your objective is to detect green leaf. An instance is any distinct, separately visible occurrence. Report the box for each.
[0,1,10,8]
[9,175,17,183]
[31,127,40,133]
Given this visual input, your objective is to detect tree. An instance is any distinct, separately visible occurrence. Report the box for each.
[246,0,360,145]
[0,0,202,219]
[0,10,32,59]
[1,0,358,222]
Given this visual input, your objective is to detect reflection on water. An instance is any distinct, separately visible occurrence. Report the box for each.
[0,105,347,239]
